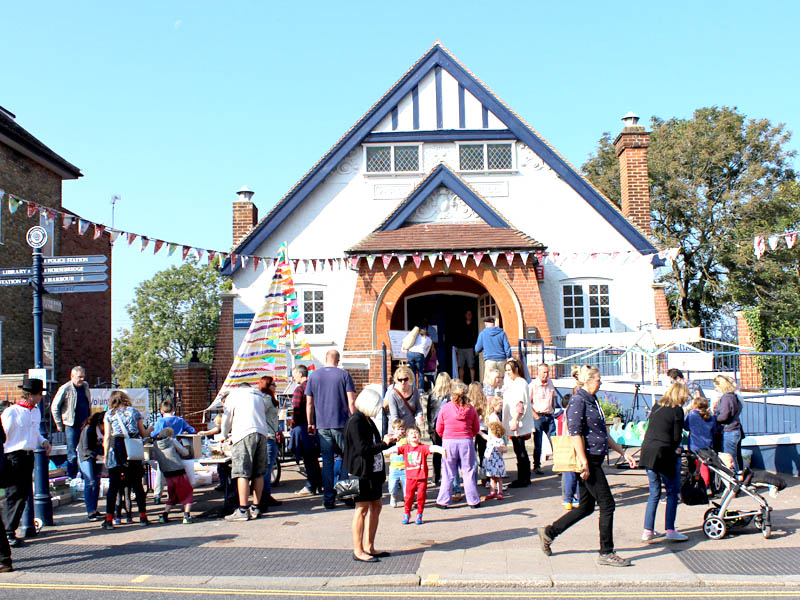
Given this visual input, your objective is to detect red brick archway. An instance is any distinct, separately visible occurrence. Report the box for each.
[343,257,551,354]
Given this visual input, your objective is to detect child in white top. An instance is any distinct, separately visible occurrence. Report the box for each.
[483,421,507,499]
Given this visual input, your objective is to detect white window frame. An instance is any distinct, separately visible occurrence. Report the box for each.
[560,280,612,333]
[456,141,516,173]
[298,286,326,337]
[43,326,55,380]
[363,143,423,175]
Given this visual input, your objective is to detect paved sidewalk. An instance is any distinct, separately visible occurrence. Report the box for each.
[2,454,798,589]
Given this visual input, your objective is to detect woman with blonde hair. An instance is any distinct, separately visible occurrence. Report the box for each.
[467,382,488,479]
[639,383,690,543]
[427,372,452,486]
[385,365,422,429]
[538,366,637,567]
[435,380,481,508]
[102,390,152,529]
[712,375,743,471]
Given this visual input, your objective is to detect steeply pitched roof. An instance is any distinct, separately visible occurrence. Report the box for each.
[0,108,82,179]
[223,42,655,274]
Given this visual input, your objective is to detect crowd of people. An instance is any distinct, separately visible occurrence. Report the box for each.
[0,349,747,573]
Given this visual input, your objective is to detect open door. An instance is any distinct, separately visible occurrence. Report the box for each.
[477,292,500,380]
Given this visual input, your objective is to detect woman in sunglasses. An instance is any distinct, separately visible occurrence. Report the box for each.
[386,366,423,429]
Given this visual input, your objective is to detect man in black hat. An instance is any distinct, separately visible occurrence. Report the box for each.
[1,377,51,552]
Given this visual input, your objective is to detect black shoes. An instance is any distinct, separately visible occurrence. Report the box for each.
[533,468,544,475]
[509,480,530,488]
[538,527,553,556]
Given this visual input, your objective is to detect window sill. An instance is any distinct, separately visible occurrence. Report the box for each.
[457,169,518,175]
[363,172,424,178]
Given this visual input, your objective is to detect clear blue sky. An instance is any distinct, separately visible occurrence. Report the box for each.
[4,1,799,340]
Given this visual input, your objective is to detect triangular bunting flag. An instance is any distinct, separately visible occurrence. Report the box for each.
[397,255,407,268]
[127,232,137,245]
[473,252,484,266]
[459,252,469,267]
[412,254,422,268]
[366,255,376,269]
[168,243,178,257]
[153,239,164,254]
[786,232,797,249]
[489,252,500,266]
[196,248,205,262]
[62,213,73,229]
[427,254,437,268]
[109,229,121,244]
[519,251,530,265]
[382,254,392,269]
[350,256,360,269]
[140,237,150,252]
[230,253,238,267]
[443,253,453,268]
[504,251,514,266]
[753,237,766,259]
[182,246,191,260]
[768,235,780,251]
[253,256,260,271]
[9,195,21,214]
[46,208,57,222]
[207,250,216,265]
[27,202,38,218]
[78,219,90,236]
[241,255,249,269]
[93,223,105,240]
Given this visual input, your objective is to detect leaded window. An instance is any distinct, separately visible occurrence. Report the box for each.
[366,146,391,172]
[365,145,420,173]
[588,284,610,328]
[303,290,325,335]
[563,283,611,331]
[562,285,585,330]
[459,142,514,171]
[459,145,484,171]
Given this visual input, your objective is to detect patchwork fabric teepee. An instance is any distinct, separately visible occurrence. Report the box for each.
[217,242,314,395]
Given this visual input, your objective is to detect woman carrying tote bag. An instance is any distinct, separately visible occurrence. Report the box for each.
[102,390,152,529]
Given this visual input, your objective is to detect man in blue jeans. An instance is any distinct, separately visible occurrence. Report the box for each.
[306,349,356,509]
[530,363,557,475]
[51,366,92,479]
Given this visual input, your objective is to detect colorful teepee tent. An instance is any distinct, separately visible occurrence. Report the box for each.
[217,242,314,395]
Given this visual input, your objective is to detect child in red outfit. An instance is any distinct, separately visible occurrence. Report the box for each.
[395,425,443,524]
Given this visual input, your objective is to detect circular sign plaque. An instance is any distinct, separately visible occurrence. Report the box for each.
[26,226,48,249]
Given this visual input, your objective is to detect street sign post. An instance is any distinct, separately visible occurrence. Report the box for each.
[43,255,107,265]
[1,264,108,277]
[44,283,109,294]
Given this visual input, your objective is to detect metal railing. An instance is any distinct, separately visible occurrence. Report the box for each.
[741,392,800,436]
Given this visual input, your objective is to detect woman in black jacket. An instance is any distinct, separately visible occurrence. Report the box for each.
[343,388,396,563]
[640,383,688,543]
[78,411,105,521]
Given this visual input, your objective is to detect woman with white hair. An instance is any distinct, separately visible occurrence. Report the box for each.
[343,387,398,562]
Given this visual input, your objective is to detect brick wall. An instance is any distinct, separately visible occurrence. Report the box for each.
[233,201,258,247]
[58,224,112,385]
[735,311,762,391]
[652,283,671,329]
[614,125,651,236]
[0,142,64,377]
[0,374,24,406]
[211,293,235,389]
[173,362,211,431]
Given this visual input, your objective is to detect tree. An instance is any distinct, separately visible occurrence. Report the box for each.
[582,107,797,331]
[112,259,230,389]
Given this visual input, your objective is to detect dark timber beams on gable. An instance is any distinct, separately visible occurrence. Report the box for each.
[223,44,655,275]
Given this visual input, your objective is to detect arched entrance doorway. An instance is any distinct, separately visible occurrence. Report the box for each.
[390,273,501,383]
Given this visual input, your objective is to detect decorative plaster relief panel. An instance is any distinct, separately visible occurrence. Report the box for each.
[407,186,481,223]
[373,183,415,200]
[517,143,546,172]
[472,182,509,197]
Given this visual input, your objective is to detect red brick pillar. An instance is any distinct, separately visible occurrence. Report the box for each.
[342,350,390,396]
[614,117,651,236]
[735,311,762,391]
[212,292,236,393]
[653,283,671,329]
[173,362,210,431]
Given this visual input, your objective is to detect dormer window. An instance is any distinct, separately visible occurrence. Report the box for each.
[364,144,421,173]
[458,142,514,171]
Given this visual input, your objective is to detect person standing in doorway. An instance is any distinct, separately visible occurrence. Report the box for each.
[51,366,92,479]
[474,317,511,380]
[2,378,52,548]
[306,349,356,509]
[454,310,478,383]
[530,363,557,475]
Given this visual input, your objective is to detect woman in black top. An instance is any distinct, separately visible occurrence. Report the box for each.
[712,375,743,471]
[640,383,688,542]
[78,411,105,521]
[343,388,396,563]
[538,366,637,568]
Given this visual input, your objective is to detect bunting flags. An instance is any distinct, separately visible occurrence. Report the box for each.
[62,214,73,229]
[140,237,150,252]
[27,202,38,218]
[109,229,121,244]
[127,232,137,245]
[382,254,392,269]
[182,246,191,260]
[78,219,90,236]
[168,243,178,257]
[93,223,105,240]
[443,253,453,268]
[153,239,164,255]
[753,228,800,259]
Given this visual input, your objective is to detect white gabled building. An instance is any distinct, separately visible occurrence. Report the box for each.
[212,43,668,390]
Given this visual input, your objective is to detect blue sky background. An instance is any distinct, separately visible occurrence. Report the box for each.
[4,1,799,340]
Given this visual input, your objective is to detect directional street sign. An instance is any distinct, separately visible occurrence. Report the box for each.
[43,255,107,266]
[0,265,108,277]
[0,277,31,287]
[42,274,108,285]
[44,283,109,294]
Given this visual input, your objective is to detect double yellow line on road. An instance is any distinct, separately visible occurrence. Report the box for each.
[2,583,800,598]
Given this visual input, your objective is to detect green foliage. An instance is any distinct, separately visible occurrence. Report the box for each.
[583,107,798,331]
[112,260,229,389]
[599,398,622,420]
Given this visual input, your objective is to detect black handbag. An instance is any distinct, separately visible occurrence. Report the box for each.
[334,477,360,500]
[680,473,708,506]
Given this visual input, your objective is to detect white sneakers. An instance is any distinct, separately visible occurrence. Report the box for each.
[642,529,688,542]
[642,530,664,542]
[665,530,688,542]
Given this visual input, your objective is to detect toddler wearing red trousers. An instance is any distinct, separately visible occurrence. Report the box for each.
[395,425,443,525]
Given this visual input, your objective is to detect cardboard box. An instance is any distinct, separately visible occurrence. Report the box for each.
[177,434,202,459]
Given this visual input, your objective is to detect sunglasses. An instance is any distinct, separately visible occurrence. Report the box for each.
[396,377,410,383]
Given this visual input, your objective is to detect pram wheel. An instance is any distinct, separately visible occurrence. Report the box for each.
[703,516,727,539]
[762,524,771,539]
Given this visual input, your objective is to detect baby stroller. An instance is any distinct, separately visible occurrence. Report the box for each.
[691,448,785,540]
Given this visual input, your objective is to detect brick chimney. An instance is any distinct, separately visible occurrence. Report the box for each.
[614,112,651,236]
[232,185,258,247]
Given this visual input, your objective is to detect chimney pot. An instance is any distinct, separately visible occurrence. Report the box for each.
[621,111,639,127]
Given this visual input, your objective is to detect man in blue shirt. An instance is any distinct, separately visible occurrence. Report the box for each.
[51,366,92,479]
[474,317,511,379]
[152,399,195,504]
[306,349,356,509]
